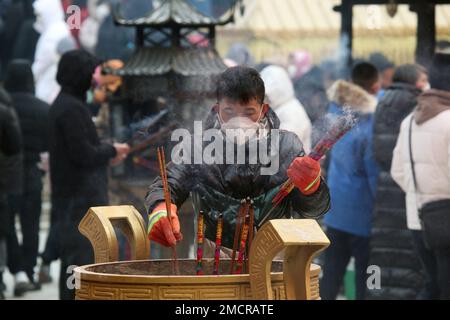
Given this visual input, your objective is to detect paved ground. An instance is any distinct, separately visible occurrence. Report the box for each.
[2,202,60,300]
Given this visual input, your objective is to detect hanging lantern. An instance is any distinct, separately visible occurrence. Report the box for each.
[387,0,398,18]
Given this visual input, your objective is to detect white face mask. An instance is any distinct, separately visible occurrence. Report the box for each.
[218,109,265,145]
[422,82,431,92]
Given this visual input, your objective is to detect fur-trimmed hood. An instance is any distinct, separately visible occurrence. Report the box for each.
[327,80,377,114]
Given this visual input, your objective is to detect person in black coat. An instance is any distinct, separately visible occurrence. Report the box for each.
[48,50,129,300]
[0,0,25,79]
[0,86,22,299]
[293,67,329,126]
[367,64,431,299]
[3,60,50,294]
[11,17,40,64]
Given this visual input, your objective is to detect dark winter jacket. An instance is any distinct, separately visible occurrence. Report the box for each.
[293,66,329,126]
[0,87,22,238]
[48,88,116,200]
[367,82,424,300]
[0,0,25,79]
[323,80,379,237]
[48,50,115,201]
[11,18,40,63]
[4,60,50,166]
[373,83,421,171]
[0,87,23,194]
[49,50,114,300]
[145,107,331,248]
[0,87,21,157]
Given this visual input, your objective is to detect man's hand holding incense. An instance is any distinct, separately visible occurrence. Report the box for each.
[110,143,130,166]
[287,156,321,195]
[148,202,182,247]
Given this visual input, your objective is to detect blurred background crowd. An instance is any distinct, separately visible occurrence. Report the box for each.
[1,0,450,300]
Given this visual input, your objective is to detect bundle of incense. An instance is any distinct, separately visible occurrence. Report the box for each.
[271,115,357,208]
[213,213,223,275]
[235,214,250,275]
[245,201,255,274]
[157,146,179,275]
[230,199,248,274]
[196,211,205,275]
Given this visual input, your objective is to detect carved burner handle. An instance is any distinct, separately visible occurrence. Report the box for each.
[249,219,330,300]
[78,205,150,263]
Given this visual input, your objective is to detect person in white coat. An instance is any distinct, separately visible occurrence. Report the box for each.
[32,0,71,104]
[391,53,450,300]
[79,0,110,54]
[260,65,312,153]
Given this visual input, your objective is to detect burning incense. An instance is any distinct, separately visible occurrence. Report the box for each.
[308,115,356,161]
[245,201,255,274]
[271,114,357,209]
[230,199,247,274]
[157,146,172,217]
[156,146,179,275]
[196,211,205,275]
[235,214,250,275]
[213,213,223,275]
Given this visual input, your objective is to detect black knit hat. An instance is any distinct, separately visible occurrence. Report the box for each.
[429,53,450,91]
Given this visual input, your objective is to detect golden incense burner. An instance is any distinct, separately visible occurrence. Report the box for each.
[74,205,329,300]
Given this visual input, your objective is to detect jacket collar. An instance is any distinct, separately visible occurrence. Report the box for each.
[388,82,422,95]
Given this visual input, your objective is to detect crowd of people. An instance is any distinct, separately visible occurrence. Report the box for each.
[0,0,131,300]
[0,0,450,301]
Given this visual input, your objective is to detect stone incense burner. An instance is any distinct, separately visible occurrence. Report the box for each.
[74,206,329,300]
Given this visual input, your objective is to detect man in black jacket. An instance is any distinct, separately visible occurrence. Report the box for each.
[145,67,330,254]
[48,50,129,300]
[3,60,50,295]
[0,86,22,300]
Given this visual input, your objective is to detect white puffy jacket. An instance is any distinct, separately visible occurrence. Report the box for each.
[32,0,71,104]
[261,65,312,153]
[391,91,450,230]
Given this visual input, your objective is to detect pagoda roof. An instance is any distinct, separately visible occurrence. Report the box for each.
[112,47,227,77]
[114,0,235,27]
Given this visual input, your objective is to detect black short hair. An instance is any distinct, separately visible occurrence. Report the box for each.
[392,64,427,86]
[429,53,450,91]
[351,62,379,92]
[216,66,265,104]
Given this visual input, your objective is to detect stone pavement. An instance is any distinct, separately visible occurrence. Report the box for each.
[2,202,60,300]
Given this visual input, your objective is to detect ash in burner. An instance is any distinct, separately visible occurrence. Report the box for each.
[87,259,284,276]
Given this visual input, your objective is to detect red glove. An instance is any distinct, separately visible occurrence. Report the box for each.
[287,156,321,195]
[148,202,182,247]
